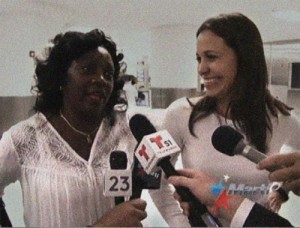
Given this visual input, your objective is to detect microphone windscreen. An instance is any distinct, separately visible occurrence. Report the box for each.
[110,150,128,169]
[211,126,244,156]
[129,114,157,144]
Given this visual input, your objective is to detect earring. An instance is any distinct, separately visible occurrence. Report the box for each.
[100,75,104,80]
[59,86,63,91]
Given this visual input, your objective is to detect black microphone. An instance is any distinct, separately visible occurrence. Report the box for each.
[130,157,162,200]
[211,126,289,200]
[211,126,275,171]
[110,150,128,205]
[0,198,12,227]
[130,157,144,200]
[129,114,222,227]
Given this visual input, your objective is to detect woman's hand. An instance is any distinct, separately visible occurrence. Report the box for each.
[93,199,147,227]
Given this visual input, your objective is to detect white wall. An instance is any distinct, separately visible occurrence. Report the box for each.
[151,24,198,88]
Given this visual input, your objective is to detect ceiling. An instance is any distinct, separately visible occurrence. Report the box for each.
[1,0,300,42]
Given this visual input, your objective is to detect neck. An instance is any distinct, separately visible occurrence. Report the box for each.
[60,108,102,133]
[216,98,231,118]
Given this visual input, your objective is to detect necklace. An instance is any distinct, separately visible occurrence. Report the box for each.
[60,111,99,144]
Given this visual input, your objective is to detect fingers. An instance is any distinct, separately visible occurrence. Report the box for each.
[136,222,143,227]
[179,202,190,216]
[257,153,298,170]
[269,166,300,182]
[173,191,182,202]
[267,191,283,213]
[130,199,147,220]
[284,179,300,196]
[175,168,198,178]
[168,175,194,190]
[135,209,147,221]
[168,168,208,189]
[257,153,300,195]
[130,199,147,210]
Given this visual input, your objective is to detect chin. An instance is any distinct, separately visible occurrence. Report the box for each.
[205,90,218,98]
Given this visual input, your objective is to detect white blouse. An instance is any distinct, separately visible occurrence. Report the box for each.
[150,97,300,226]
[0,112,136,227]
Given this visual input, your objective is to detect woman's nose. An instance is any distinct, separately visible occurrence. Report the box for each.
[198,61,209,76]
[91,73,105,83]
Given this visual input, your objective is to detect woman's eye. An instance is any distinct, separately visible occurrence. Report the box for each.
[103,71,113,80]
[207,54,217,60]
[81,65,92,74]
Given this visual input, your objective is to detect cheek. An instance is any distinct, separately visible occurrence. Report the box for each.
[103,81,114,96]
[220,62,237,85]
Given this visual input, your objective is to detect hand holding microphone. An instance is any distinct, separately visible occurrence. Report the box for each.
[168,169,245,222]
[211,126,289,209]
[257,152,300,196]
[129,114,222,227]
[92,199,147,227]
[97,151,146,227]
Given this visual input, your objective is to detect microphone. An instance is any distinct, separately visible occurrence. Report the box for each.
[110,151,128,205]
[104,150,132,205]
[211,126,288,199]
[0,198,12,227]
[211,126,276,171]
[130,157,162,200]
[129,114,222,227]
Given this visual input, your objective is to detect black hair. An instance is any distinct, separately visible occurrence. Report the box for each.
[32,29,124,126]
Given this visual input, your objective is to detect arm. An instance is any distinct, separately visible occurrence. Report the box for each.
[168,169,243,221]
[168,169,294,227]
[148,159,190,227]
[243,200,293,227]
[265,116,300,212]
[0,131,21,197]
[0,132,21,227]
[148,100,191,227]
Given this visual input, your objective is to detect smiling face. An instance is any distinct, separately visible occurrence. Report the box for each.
[196,30,238,104]
[63,47,114,116]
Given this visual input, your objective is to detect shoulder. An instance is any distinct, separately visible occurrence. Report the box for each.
[270,112,300,151]
[5,113,44,141]
[163,96,203,130]
[165,96,202,117]
[166,96,201,111]
[272,112,300,129]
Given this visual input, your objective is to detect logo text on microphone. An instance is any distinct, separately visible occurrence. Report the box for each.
[135,130,180,174]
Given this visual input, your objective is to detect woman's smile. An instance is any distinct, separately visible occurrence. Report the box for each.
[203,76,223,90]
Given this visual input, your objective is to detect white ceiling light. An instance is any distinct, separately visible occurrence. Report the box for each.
[272,10,300,22]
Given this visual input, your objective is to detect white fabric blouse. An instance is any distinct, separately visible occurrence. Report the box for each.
[150,97,300,226]
[0,112,136,227]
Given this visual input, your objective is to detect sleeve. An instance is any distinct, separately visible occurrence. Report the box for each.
[148,98,191,227]
[162,98,190,148]
[243,201,293,227]
[279,114,300,153]
[148,174,190,227]
[230,198,255,227]
[0,131,21,197]
[266,114,300,211]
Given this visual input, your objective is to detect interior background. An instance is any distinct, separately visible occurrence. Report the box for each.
[1,0,300,226]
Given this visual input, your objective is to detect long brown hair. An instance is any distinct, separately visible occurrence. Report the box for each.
[189,13,292,153]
